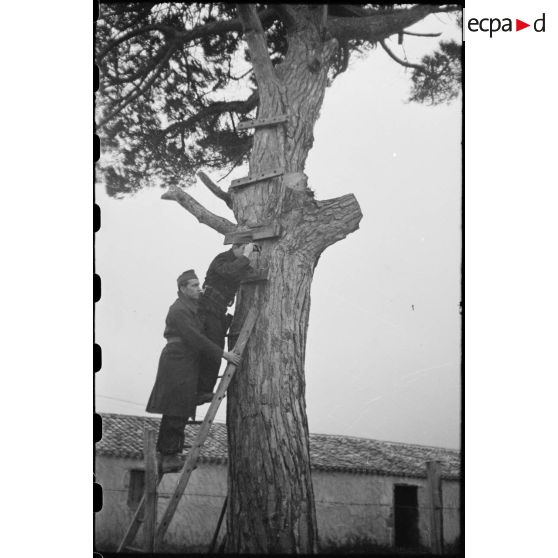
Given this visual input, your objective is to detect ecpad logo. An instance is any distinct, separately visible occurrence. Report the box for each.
[468,13,546,37]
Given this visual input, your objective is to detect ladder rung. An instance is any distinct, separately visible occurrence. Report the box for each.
[123,546,144,553]
[186,420,204,425]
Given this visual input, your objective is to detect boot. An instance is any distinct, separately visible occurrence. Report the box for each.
[196,392,214,405]
[158,452,184,473]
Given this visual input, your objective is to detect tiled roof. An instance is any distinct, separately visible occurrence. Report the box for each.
[97,413,460,480]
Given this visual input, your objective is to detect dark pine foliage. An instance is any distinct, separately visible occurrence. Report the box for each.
[96,3,462,197]
[409,40,462,105]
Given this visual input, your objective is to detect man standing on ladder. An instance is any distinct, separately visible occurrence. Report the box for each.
[146,269,241,473]
[196,242,256,402]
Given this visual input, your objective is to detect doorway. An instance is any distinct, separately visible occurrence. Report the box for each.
[393,484,420,548]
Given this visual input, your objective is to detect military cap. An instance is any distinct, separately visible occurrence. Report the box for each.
[177,269,198,287]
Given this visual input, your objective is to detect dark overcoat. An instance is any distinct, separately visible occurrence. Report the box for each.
[197,249,252,393]
[146,292,223,418]
[201,248,252,315]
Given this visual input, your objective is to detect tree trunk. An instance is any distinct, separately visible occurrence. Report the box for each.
[225,7,362,553]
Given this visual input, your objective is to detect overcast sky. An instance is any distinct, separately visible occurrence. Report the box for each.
[96,15,462,449]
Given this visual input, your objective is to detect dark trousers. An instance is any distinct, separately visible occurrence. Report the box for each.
[197,310,230,394]
[156,415,188,455]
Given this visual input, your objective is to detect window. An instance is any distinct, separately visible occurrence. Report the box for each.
[393,484,420,548]
[127,470,145,510]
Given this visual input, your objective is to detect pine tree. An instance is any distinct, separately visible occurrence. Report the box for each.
[96,3,461,553]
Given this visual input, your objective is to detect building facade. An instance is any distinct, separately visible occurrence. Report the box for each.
[96,413,461,553]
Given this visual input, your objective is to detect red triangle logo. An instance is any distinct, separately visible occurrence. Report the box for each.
[516,19,530,31]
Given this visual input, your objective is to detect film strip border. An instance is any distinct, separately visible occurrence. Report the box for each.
[93,0,104,533]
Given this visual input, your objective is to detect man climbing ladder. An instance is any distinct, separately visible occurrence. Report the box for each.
[122,247,261,551]
[117,306,258,553]
[197,242,256,401]
[145,269,241,473]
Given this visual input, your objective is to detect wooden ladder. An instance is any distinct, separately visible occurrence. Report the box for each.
[117,307,258,553]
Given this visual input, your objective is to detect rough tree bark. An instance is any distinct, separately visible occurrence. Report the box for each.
[223,6,361,554]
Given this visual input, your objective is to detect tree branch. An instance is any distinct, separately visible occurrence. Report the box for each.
[98,8,277,129]
[302,194,363,254]
[316,194,363,247]
[236,4,276,88]
[380,39,425,72]
[230,68,254,81]
[161,186,236,235]
[217,150,250,183]
[357,5,461,18]
[341,5,371,17]
[98,9,278,61]
[327,5,460,43]
[98,42,178,128]
[176,7,277,45]
[96,23,178,61]
[197,171,233,208]
[403,30,442,37]
[104,42,171,85]
[274,4,298,30]
[154,92,258,143]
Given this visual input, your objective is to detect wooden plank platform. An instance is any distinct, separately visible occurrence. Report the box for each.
[237,114,288,130]
[224,222,281,245]
[230,168,284,189]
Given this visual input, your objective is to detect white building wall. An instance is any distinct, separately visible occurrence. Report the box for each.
[314,471,460,550]
[313,470,393,547]
[442,479,461,546]
[95,456,460,552]
[95,456,227,552]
